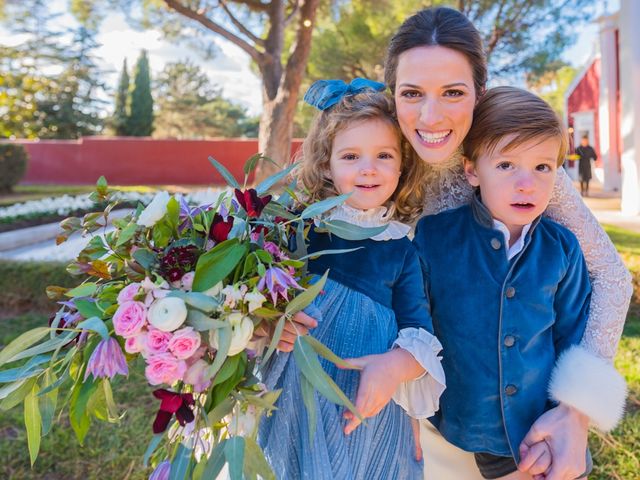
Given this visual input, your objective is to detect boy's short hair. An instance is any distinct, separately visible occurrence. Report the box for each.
[464,86,567,166]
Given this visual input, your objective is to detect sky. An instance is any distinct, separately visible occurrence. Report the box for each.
[0,0,621,117]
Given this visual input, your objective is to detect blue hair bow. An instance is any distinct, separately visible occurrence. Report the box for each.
[303,77,386,111]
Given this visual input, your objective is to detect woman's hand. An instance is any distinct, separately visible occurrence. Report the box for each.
[518,403,589,480]
[252,311,318,352]
[341,349,424,435]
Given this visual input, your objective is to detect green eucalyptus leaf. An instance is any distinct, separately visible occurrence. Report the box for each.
[65,282,98,298]
[261,201,296,220]
[243,153,263,176]
[297,247,363,261]
[186,310,227,331]
[132,248,157,270]
[143,434,164,467]
[39,370,57,436]
[304,335,360,370]
[262,315,285,366]
[224,436,245,480]
[0,377,36,406]
[24,384,42,466]
[74,299,103,320]
[76,317,109,341]
[300,374,317,444]
[299,194,350,220]
[201,440,227,480]
[169,443,193,480]
[321,219,388,241]
[255,162,298,196]
[0,327,50,368]
[115,222,138,247]
[285,270,328,316]
[193,239,248,293]
[205,325,231,381]
[209,156,240,189]
[243,437,276,480]
[169,291,220,313]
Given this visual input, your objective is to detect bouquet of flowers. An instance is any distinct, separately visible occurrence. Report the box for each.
[0,156,381,479]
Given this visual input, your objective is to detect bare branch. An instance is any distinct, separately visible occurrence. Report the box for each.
[282,0,319,92]
[284,0,300,26]
[219,0,265,47]
[162,0,264,64]
[230,0,269,12]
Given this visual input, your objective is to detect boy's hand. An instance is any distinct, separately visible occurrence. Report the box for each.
[518,440,552,478]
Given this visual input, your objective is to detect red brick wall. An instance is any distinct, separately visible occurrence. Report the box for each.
[3,137,303,185]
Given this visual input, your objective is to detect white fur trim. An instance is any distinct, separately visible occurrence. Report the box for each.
[548,345,627,431]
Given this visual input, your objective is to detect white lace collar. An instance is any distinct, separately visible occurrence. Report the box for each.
[325,203,411,241]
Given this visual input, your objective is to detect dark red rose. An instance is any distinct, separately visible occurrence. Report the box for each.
[209,213,234,243]
[159,245,199,282]
[234,188,272,218]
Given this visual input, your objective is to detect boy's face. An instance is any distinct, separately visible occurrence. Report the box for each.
[464,134,560,239]
[329,119,402,210]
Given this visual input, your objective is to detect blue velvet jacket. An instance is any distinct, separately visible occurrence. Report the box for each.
[413,196,591,459]
[306,227,433,332]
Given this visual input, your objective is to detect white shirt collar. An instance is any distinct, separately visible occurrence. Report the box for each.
[324,203,411,241]
[492,219,532,260]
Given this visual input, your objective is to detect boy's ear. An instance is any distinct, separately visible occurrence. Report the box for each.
[463,156,480,187]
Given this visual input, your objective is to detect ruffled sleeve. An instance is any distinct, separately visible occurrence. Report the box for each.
[392,327,446,419]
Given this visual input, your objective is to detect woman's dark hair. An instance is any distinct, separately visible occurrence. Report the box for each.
[385,7,487,97]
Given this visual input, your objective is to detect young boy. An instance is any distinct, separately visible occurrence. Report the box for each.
[413,87,594,480]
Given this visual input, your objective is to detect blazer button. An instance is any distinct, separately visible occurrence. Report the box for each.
[505,286,516,298]
[505,384,518,395]
[504,335,516,347]
[491,238,501,250]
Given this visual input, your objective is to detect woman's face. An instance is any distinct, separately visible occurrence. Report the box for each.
[394,46,477,165]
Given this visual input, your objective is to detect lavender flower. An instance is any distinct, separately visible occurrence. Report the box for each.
[257,266,304,305]
[84,337,129,381]
[149,460,171,480]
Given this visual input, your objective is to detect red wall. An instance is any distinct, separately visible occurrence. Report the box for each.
[567,59,601,165]
[2,137,303,185]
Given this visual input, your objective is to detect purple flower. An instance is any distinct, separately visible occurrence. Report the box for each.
[178,196,211,232]
[149,460,171,480]
[84,337,129,381]
[257,266,304,305]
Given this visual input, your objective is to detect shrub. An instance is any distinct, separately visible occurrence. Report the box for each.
[0,143,29,193]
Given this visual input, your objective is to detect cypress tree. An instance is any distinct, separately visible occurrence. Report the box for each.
[127,50,153,136]
[113,58,130,135]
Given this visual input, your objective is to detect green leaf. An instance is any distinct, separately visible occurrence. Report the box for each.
[297,247,363,261]
[285,270,328,316]
[143,434,164,467]
[0,377,36,408]
[74,299,104,320]
[186,310,227,331]
[115,222,138,247]
[261,201,296,220]
[152,222,173,249]
[166,196,180,231]
[300,375,317,444]
[102,379,119,421]
[209,156,240,189]
[69,379,98,445]
[39,370,57,436]
[244,437,276,480]
[255,162,298,196]
[245,389,281,411]
[243,153,263,176]
[201,440,227,480]
[169,444,193,480]
[206,396,234,426]
[299,194,350,220]
[24,384,42,466]
[205,325,231,381]
[132,248,157,270]
[224,436,245,480]
[192,239,248,292]
[9,331,77,364]
[321,219,388,240]
[0,364,44,384]
[76,317,109,341]
[211,355,241,388]
[65,282,98,298]
[170,291,220,313]
[303,335,360,370]
[0,327,50,368]
[97,176,108,188]
[262,315,285,366]
[293,337,362,420]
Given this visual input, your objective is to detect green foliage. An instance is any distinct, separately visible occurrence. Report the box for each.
[527,64,578,117]
[0,260,76,315]
[0,144,28,193]
[154,60,257,139]
[127,50,154,137]
[111,58,131,136]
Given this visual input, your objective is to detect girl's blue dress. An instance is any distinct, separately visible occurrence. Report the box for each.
[259,206,446,480]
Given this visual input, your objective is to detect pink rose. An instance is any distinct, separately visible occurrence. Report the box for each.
[168,327,202,360]
[183,359,212,392]
[117,283,141,304]
[125,331,147,354]
[146,328,173,355]
[145,353,187,385]
[113,301,147,338]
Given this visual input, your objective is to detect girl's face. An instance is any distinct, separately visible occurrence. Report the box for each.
[328,119,402,211]
[394,45,477,165]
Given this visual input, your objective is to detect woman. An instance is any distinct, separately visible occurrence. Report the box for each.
[279,7,631,480]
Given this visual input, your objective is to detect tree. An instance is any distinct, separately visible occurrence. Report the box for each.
[127,50,154,137]
[527,64,577,117]
[111,59,130,136]
[154,60,257,138]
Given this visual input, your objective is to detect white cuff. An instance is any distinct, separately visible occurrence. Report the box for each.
[391,327,446,419]
[548,345,627,431]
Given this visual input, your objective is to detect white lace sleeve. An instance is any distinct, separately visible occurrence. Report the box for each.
[545,168,632,362]
[421,150,474,216]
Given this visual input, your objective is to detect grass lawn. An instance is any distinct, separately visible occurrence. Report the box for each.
[0,225,639,479]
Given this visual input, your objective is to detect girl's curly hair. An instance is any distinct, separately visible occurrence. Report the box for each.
[295,90,426,223]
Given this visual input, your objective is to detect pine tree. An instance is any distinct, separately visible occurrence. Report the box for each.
[112,58,130,136]
[127,50,153,137]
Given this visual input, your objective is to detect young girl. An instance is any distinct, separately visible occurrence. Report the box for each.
[258,78,446,479]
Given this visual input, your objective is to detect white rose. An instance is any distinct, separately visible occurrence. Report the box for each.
[137,191,170,227]
[210,312,254,356]
[148,297,188,332]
